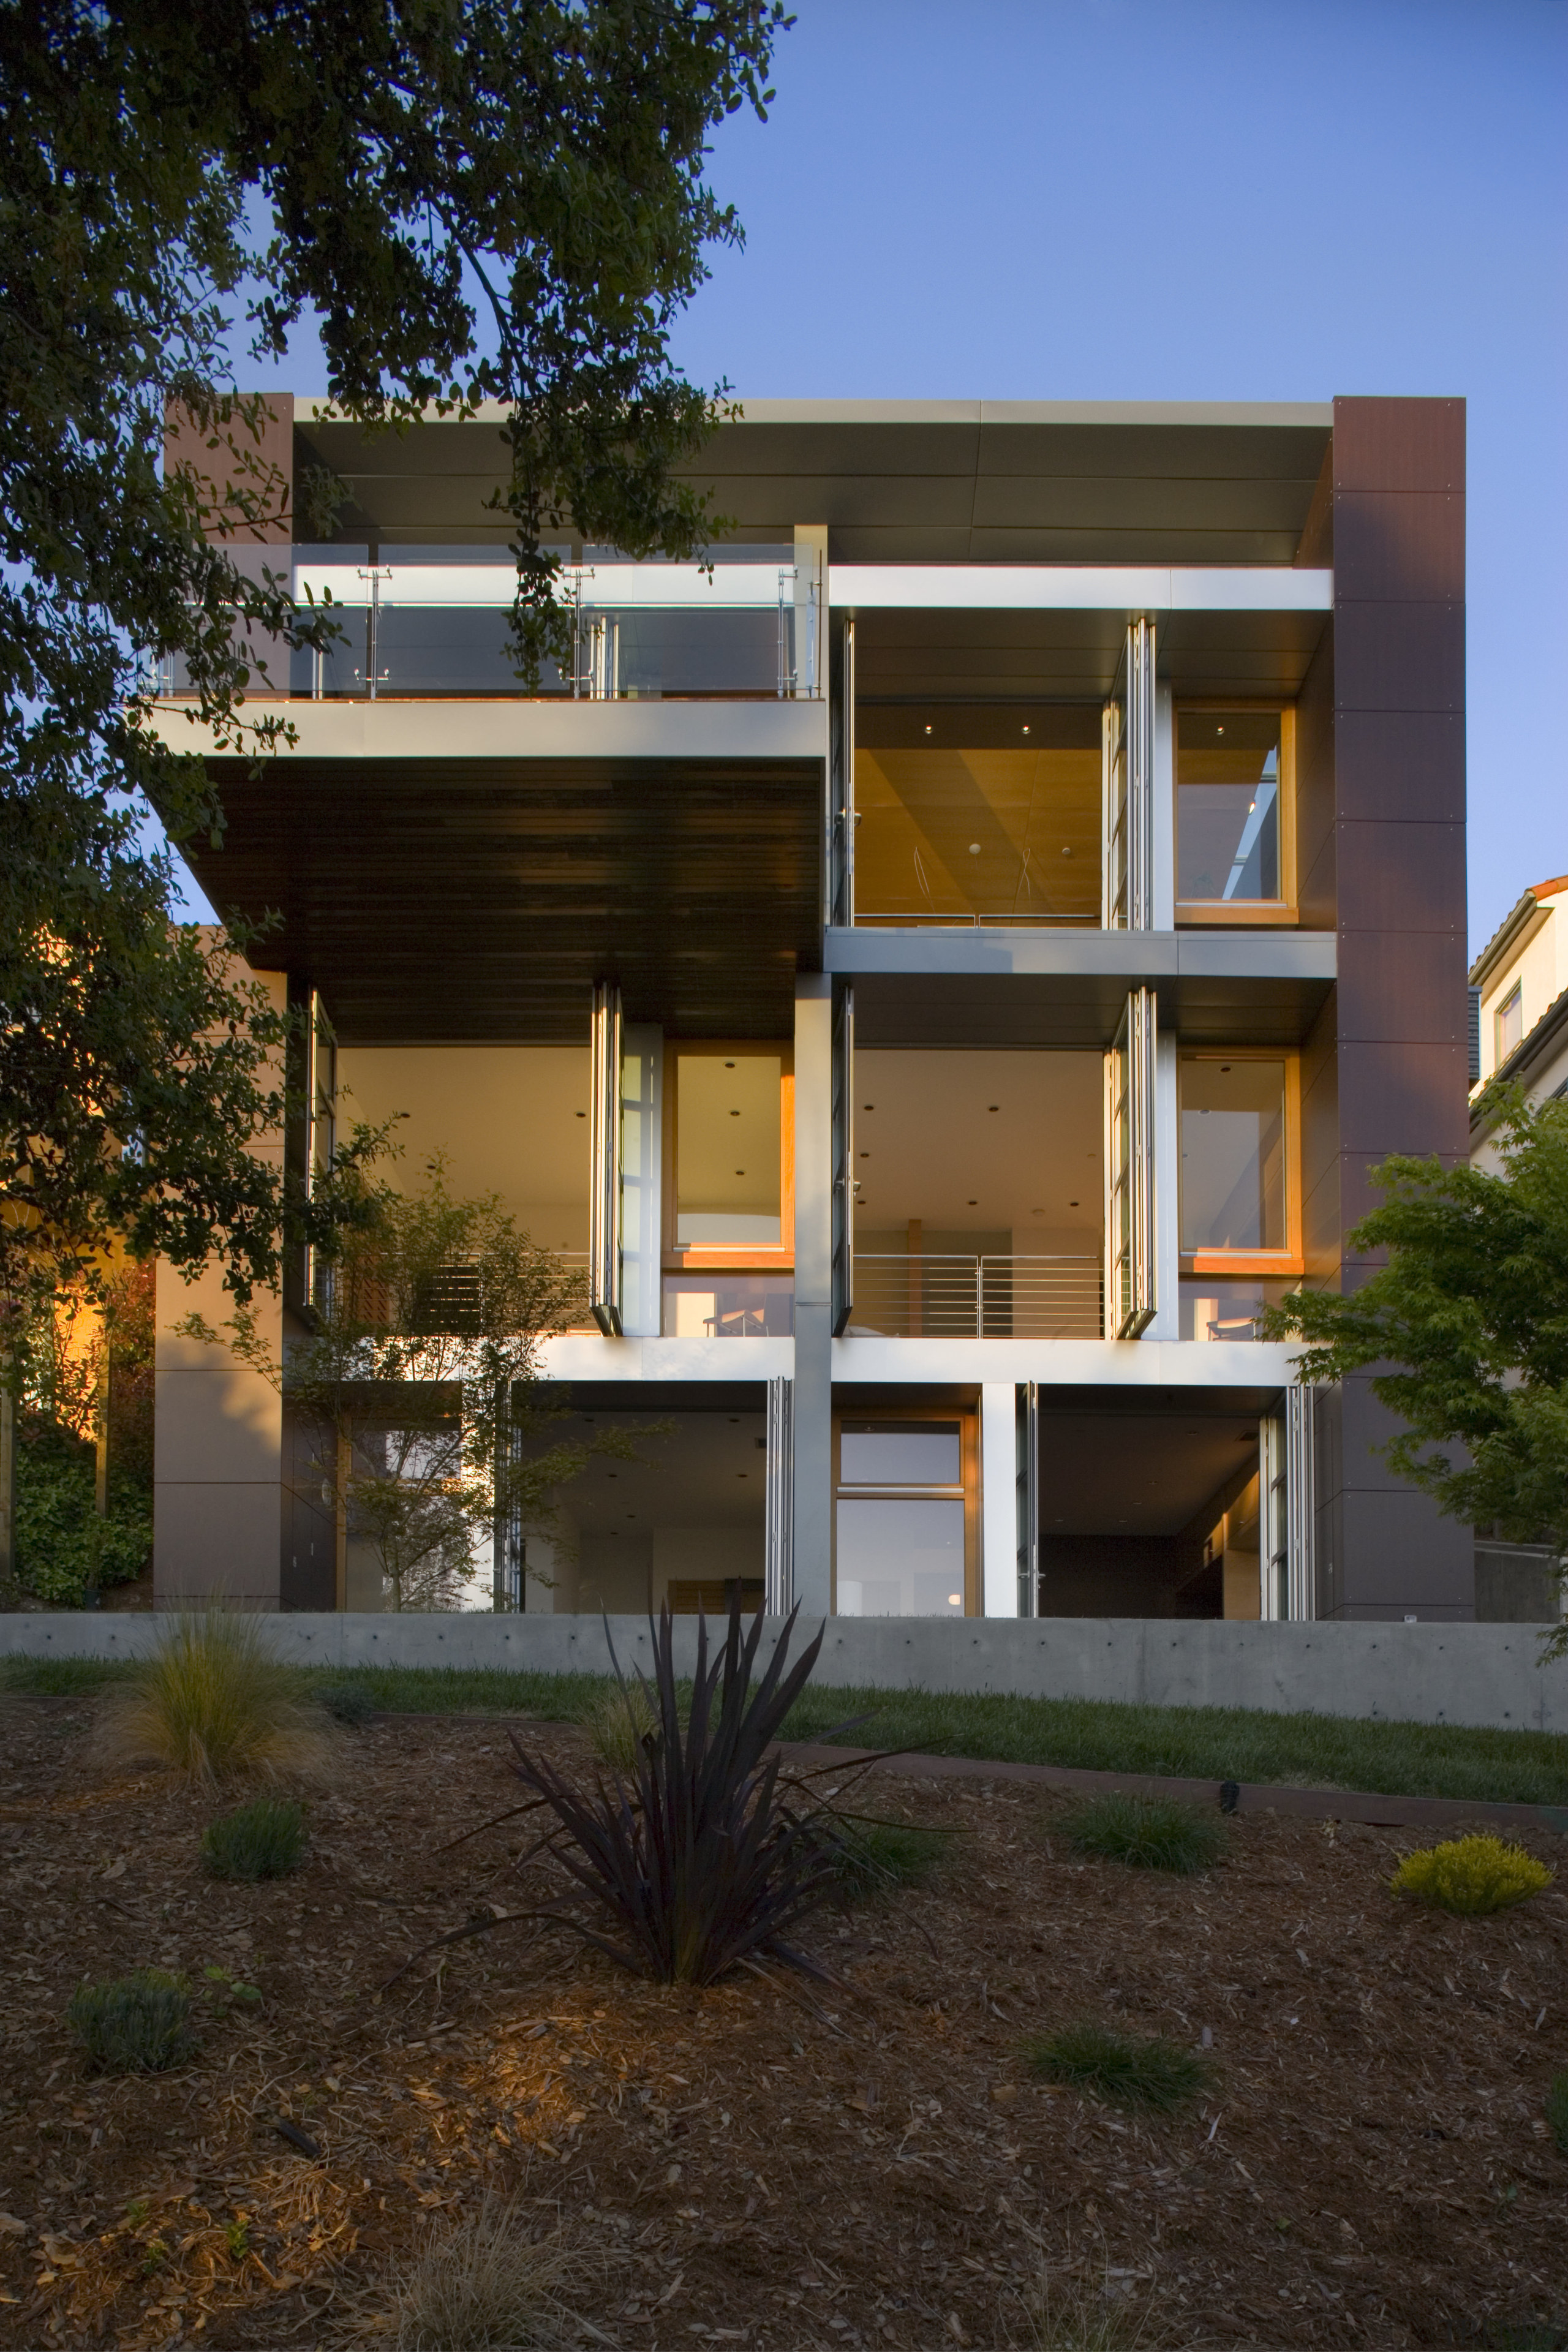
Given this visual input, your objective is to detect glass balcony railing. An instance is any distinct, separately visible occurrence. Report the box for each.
[847,1254,1104,1340]
[151,545,821,703]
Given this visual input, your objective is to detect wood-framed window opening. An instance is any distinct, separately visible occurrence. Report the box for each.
[1174,700,1298,928]
[831,1400,979,1618]
[662,1038,794,1272]
[1178,1047,1303,1280]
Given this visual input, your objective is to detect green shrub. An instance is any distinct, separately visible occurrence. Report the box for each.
[202,1796,306,1880]
[1545,2073,1568,2155]
[1059,1790,1226,1875]
[68,1969,195,2073]
[317,1680,377,1727]
[1023,2020,1211,2113]
[1389,1833,1553,1916]
[14,1438,150,1607]
[829,1817,952,1901]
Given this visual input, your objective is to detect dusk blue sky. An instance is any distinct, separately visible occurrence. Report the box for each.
[221,0,1567,954]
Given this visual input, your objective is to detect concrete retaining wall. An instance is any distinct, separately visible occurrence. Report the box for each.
[2,1613,1565,1734]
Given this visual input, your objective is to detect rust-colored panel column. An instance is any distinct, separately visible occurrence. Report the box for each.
[1319,396,1473,1620]
[164,393,295,699]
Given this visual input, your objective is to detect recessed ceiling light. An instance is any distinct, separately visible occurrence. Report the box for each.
[725,1059,735,1067]
[968,1197,978,1205]
[924,723,933,735]
[988,1104,1000,1112]
[863,1103,874,1110]
[736,1169,745,1176]
[1216,725,1225,736]
[1022,724,1030,734]
[576,1110,586,1118]
[1069,1199,1079,1207]
[730,1109,741,1117]
[968,842,981,854]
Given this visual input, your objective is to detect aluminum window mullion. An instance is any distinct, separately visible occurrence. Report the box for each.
[765,1376,794,1613]
[589,981,623,1336]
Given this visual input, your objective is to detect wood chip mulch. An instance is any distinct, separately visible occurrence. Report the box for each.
[1,1694,1565,2350]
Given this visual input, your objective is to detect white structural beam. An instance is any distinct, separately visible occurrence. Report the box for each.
[830,566,1333,612]
[981,1383,1019,1618]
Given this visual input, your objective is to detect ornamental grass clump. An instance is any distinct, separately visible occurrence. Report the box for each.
[1389,1833,1553,1917]
[578,1676,658,1773]
[97,1613,334,1784]
[68,1969,195,2075]
[1023,2021,1211,2113]
[376,2192,586,2352]
[399,1601,872,1991]
[202,1796,306,1881]
[1059,1790,1226,1875]
[830,1817,952,1902]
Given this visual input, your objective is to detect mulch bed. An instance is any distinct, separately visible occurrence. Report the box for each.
[1,1694,1566,2350]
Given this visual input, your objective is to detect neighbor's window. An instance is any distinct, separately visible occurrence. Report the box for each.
[1495,983,1524,1063]
[674,1049,783,1246]
[835,1419,967,1616]
[1177,710,1283,904]
[1180,1057,1287,1254]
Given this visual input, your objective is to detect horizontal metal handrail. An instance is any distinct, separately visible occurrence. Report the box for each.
[848,1253,1103,1340]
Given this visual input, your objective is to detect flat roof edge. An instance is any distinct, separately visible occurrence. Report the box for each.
[298,396,1336,431]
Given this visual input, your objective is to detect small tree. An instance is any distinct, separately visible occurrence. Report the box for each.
[1265,1089,1568,1651]
[280,1159,635,1611]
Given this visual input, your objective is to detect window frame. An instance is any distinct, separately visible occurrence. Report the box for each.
[1174,699,1298,928]
[1494,982,1524,1065]
[1177,1046,1303,1279]
[831,1401,979,1617]
[662,1037,794,1273]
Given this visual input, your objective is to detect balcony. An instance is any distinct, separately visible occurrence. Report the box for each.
[846,1253,1103,1340]
[155,546,822,703]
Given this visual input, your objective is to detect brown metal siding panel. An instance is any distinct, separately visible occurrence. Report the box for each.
[1333,710,1466,823]
[1335,1040,1472,1160]
[1333,930,1469,1045]
[165,394,294,545]
[1332,491,1465,603]
[1331,397,1465,496]
[1334,821,1468,934]
[1332,601,1466,714]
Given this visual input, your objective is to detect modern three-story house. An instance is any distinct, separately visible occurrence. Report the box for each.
[153,394,1473,1627]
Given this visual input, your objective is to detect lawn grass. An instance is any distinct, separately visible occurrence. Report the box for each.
[4,1652,1566,1806]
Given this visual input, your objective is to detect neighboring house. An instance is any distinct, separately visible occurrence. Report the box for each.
[1469,875,1568,1161]
[1468,873,1568,1621]
[151,394,1472,1626]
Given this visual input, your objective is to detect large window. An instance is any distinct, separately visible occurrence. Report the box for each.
[834,1415,973,1616]
[1179,1055,1292,1259]
[852,704,1102,927]
[1177,709,1292,916]
[670,1046,786,1248]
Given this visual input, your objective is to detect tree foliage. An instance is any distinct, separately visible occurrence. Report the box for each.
[1,1,788,1317]
[198,1157,642,1611]
[1265,1091,1568,1643]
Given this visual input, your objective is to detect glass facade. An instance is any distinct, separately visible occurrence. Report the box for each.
[1179,1057,1287,1253]
[673,1051,783,1247]
[1177,710,1283,904]
[835,1419,967,1616]
[853,705,1101,925]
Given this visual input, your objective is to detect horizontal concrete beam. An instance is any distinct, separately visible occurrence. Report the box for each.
[149,698,829,764]
[831,565,1333,613]
[826,928,1337,984]
[5,1614,1562,1735]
